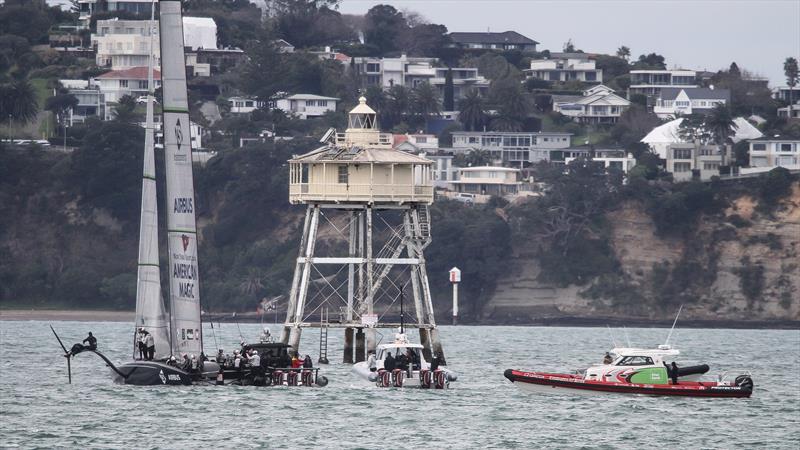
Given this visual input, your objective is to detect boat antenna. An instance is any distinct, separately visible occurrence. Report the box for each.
[664,304,683,347]
[623,326,632,347]
[232,312,244,342]
[399,286,405,334]
[606,325,619,348]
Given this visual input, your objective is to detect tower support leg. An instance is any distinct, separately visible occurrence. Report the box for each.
[355,328,366,363]
[343,327,354,364]
[429,328,446,365]
[419,328,432,361]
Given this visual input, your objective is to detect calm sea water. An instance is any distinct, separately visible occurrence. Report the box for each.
[0,321,798,449]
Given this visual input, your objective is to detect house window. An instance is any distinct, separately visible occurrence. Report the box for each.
[780,143,794,152]
[337,165,348,184]
[120,80,129,88]
[318,100,327,107]
[366,63,380,73]
[674,162,691,173]
[585,72,597,82]
[245,101,253,107]
[306,100,315,107]
[675,101,690,108]
[138,80,147,89]
[751,143,766,151]
[673,148,692,159]
[703,162,720,171]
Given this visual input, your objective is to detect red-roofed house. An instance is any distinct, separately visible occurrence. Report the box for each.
[93,67,162,103]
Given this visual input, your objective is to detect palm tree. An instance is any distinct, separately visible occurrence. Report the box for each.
[458,89,486,131]
[784,57,799,118]
[0,80,39,125]
[489,114,523,132]
[384,85,410,129]
[704,104,736,166]
[112,95,138,123]
[411,82,441,123]
[466,148,491,166]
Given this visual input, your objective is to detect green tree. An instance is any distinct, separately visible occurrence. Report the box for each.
[704,104,736,166]
[633,53,666,69]
[45,92,78,148]
[784,57,799,117]
[443,68,454,111]
[465,148,491,166]
[616,45,631,61]
[382,85,411,129]
[112,94,138,123]
[0,79,39,124]
[458,89,486,131]
[411,82,440,119]
[364,4,407,55]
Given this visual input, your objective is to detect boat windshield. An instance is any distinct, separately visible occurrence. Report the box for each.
[616,356,654,366]
[378,347,422,361]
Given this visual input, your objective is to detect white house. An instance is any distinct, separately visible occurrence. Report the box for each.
[450,131,572,165]
[423,152,458,188]
[275,94,339,119]
[664,143,725,181]
[552,85,630,124]
[394,133,439,153]
[641,117,763,160]
[93,66,161,103]
[525,53,602,83]
[653,87,731,119]
[93,17,217,70]
[77,0,155,27]
[450,166,522,196]
[229,96,267,114]
[352,56,490,100]
[777,101,800,120]
[773,86,800,103]
[628,69,697,98]
[563,147,637,173]
[59,79,106,124]
[748,137,800,170]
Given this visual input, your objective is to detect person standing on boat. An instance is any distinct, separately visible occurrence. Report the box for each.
[303,355,313,368]
[137,328,146,360]
[83,332,97,350]
[250,350,261,369]
[367,351,377,372]
[144,331,155,361]
[670,362,679,385]
[430,353,440,371]
[291,352,303,369]
[384,351,396,371]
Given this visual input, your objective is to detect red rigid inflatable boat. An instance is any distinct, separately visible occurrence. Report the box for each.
[504,369,753,398]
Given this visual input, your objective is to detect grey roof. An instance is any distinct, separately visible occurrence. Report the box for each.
[449,31,539,45]
[551,95,583,104]
[292,145,432,164]
[659,87,731,101]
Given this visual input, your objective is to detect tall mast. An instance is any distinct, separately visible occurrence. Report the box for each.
[133,0,170,361]
[159,0,204,357]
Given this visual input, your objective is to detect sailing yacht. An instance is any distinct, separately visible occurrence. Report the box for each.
[62,0,219,385]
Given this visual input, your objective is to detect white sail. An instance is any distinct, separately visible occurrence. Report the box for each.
[159,0,203,356]
[134,3,170,360]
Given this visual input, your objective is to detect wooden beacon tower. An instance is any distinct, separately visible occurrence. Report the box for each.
[283,96,446,363]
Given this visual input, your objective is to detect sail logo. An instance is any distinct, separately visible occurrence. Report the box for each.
[174,197,193,214]
[159,369,166,384]
[181,234,190,252]
[175,118,184,151]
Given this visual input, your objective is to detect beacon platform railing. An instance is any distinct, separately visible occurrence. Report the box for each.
[289,182,434,204]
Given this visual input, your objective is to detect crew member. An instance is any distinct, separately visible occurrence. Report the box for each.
[303,355,313,368]
[367,351,377,372]
[145,331,155,361]
[603,352,614,365]
[384,351,396,371]
[190,354,199,373]
[670,362,679,385]
[83,332,97,350]
[430,353,440,371]
[250,350,261,368]
[137,328,146,360]
[260,327,272,343]
[291,352,303,369]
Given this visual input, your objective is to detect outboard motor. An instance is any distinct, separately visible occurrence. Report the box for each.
[434,370,446,389]
[419,369,432,388]
[272,370,284,386]
[393,369,404,387]
[287,370,299,386]
[735,374,754,391]
[379,370,391,387]
[301,370,313,387]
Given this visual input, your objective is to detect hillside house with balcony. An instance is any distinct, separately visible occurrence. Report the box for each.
[448,31,538,52]
[92,66,161,103]
[275,94,338,119]
[450,131,572,165]
[450,166,521,196]
[552,85,630,124]
[653,87,730,119]
[525,53,602,83]
[748,137,800,170]
[628,69,697,98]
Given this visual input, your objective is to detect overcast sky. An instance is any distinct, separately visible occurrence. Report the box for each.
[338,0,800,86]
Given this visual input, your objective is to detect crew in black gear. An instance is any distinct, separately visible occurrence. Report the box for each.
[670,362,679,385]
[384,352,396,371]
[83,332,97,350]
[396,352,408,372]
[430,354,440,371]
[303,355,313,368]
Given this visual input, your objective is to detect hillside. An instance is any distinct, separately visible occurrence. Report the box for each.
[1,142,798,326]
[484,185,800,324]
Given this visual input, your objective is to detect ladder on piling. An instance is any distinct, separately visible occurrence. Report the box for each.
[318,307,330,364]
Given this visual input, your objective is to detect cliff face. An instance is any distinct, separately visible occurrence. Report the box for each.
[482,183,800,323]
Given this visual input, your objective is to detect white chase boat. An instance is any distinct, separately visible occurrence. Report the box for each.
[352,331,458,389]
